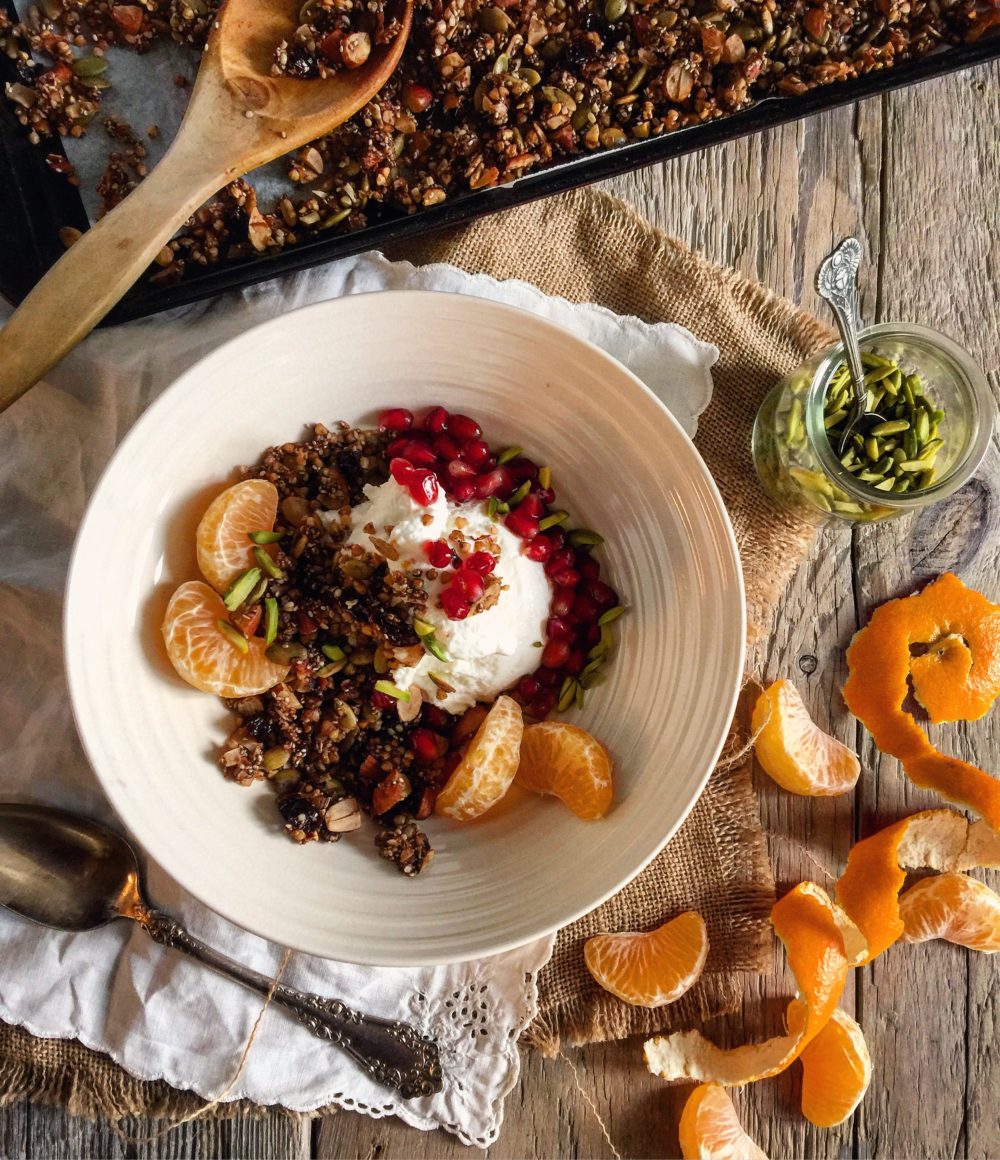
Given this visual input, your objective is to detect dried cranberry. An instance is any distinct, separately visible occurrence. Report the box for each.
[440,586,470,619]
[402,82,433,113]
[453,570,485,602]
[378,407,413,432]
[424,540,454,569]
[448,413,481,440]
[541,639,570,668]
[423,406,450,433]
[422,705,451,729]
[465,550,496,575]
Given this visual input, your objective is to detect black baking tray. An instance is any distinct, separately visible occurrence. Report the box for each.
[2,19,998,324]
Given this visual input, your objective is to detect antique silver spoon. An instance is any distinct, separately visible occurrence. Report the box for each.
[0,801,442,1100]
[815,237,880,454]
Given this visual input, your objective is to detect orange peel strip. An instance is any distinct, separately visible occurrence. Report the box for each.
[843,573,1000,826]
[643,882,866,1086]
[835,808,1000,963]
[798,1007,872,1129]
[899,871,1000,953]
[678,1083,769,1160]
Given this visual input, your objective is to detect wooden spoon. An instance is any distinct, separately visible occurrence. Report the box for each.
[0,0,413,412]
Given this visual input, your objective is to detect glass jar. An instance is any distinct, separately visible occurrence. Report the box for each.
[752,323,994,524]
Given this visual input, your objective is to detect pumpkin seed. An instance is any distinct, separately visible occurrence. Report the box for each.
[477,5,511,32]
[223,567,262,611]
[216,619,248,654]
[72,55,107,78]
[263,747,289,772]
[321,644,346,662]
[604,0,627,19]
[266,641,305,664]
[493,52,509,75]
[518,67,541,86]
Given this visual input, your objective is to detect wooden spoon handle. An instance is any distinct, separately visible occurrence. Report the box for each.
[0,145,224,413]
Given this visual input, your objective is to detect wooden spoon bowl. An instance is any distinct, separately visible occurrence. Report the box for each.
[0,0,413,410]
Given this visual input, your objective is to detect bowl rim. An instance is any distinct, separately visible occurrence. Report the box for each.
[64,289,746,965]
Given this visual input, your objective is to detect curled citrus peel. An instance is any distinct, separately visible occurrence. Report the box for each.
[835,808,1000,963]
[899,871,1000,953]
[678,1083,768,1160]
[751,679,860,797]
[798,1007,872,1128]
[644,882,866,1086]
[843,572,1000,826]
[584,910,708,1008]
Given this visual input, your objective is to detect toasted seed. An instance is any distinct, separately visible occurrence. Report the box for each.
[428,671,456,694]
[223,567,262,611]
[216,619,248,653]
[72,55,108,77]
[263,747,289,772]
[321,644,346,661]
[605,0,627,19]
[325,797,362,833]
[266,641,306,664]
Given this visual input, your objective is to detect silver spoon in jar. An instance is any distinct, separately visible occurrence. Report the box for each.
[0,801,442,1099]
[815,237,880,455]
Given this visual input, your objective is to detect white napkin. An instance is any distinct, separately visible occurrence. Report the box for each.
[0,252,717,1146]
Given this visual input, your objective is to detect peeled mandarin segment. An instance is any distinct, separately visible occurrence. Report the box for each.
[644,882,863,1086]
[678,1083,768,1160]
[910,635,975,723]
[899,871,1000,953]
[843,572,1000,827]
[583,911,708,1008]
[798,1006,872,1129]
[750,679,860,797]
[435,695,523,821]
[835,808,1000,963]
[515,721,614,820]
[162,580,289,698]
[196,479,280,593]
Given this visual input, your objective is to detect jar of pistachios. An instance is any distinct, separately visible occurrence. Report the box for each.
[752,323,993,523]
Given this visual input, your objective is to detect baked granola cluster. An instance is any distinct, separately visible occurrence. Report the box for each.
[272,0,404,78]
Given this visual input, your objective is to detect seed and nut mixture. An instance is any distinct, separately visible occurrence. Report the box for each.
[272,0,404,78]
[2,0,997,280]
[210,407,622,874]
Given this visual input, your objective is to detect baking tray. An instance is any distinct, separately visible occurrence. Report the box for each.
[2,19,998,324]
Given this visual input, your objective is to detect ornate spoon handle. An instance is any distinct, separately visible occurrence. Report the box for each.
[139,909,443,1100]
[815,236,866,402]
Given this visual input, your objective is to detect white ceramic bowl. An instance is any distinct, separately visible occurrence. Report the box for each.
[65,291,745,966]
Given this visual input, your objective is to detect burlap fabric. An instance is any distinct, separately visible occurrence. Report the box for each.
[0,185,833,1119]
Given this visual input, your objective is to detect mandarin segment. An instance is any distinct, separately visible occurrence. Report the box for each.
[751,680,860,797]
[196,479,280,593]
[899,871,1000,953]
[435,695,523,820]
[162,580,289,698]
[584,911,708,1008]
[678,1084,768,1160]
[798,1007,872,1128]
[644,882,864,1086]
[516,721,614,820]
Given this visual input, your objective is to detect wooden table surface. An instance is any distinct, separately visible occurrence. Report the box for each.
[3,58,998,1160]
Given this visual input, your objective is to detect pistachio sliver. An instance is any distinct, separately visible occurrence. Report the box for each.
[538,511,569,531]
[374,679,410,702]
[263,597,279,645]
[216,619,249,654]
[497,446,523,465]
[248,529,284,545]
[557,678,577,712]
[538,466,552,489]
[598,604,626,626]
[321,644,346,662]
[222,567,262,611]
[424,635,448,663]
[508,480,531,506]
[252,546,285,580]
[412,617,436,638]
[568,528,605,548]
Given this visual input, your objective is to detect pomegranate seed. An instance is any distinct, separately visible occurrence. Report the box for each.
[390,457,415,485]
[402,81,433,112]
[541,639,570,668]
[475,467,512,498]
[546,616,573,642]
[545,548,575,576]
[452,480,476,502]
[371,690,394,709]
[447,458,477,479]
[551,587,575,617]
[411,727,446,762]
[545,530,566,552]
[465,550,496,575]
[551,567,581,589]
[423,406,450,433]
[454,570,485,602]
[531,690,558,718]
[573,593,601,621]
[526,537,553,562]
[448,413,481,440]
[532,486,555,505]
[461,439,491,466]
[434,433,462,460]
[424,540,454,569]
[518,494,545,519]
[387,436,410,457]
[518,675,541,700]
[580,557,601,580]
[440,586,470,619]
[565,649,586,675]
[401,439,437,467]
[505,509,540,539]
[423,705,451,729]
[506,457,539,483]
[378,407,413,432]
[586,579,617,609]
[586,623,602,646]
[407,469,439,506]
[536,667,562,688]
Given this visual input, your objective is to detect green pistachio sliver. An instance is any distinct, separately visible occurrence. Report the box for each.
[253,546,285,580]
[904,429,919,459]
[248,529,284,545]
[893,477,913,494]
[246,576,268,605]
[786,397,803,445]
[581,656,604,681]
[862,351,893,368]
[930,408,946,424]
[823,409,847,430]
[882,370,901,397]
[374,679,410,702]
[857,471,885,483]
[919,468,936,489]
[864,436,880,461]
[263,597,279,645]
[919,438,943,459]
[216,619,249,654]
[832,500,864,515]
[412,617,436,638]
[538,511,569,531]
[914,409,931,443]
[497,446,522,465]
[508,480,531,506]
[897,459,931,472]
[486,497,500,520]
[538,466,552,489]
[315,661,345,678]
[568,528,605,548]
[870,419,910,437]
[574,682,585,710]
[424,635,448,663]
[873,477,896,492]
[557,678,577,712]
[598,604,626,626]
[222,567,262,611]
[863,365,895,387]
[321,643,346,661]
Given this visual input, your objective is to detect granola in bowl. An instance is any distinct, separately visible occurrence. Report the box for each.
[162,406,624,876]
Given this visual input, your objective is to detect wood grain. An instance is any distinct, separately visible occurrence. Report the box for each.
[2,57,998,1159]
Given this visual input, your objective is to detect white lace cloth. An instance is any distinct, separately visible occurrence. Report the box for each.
[0,252,717,1146]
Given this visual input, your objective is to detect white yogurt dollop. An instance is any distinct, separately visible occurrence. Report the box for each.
[346,478,551,713]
